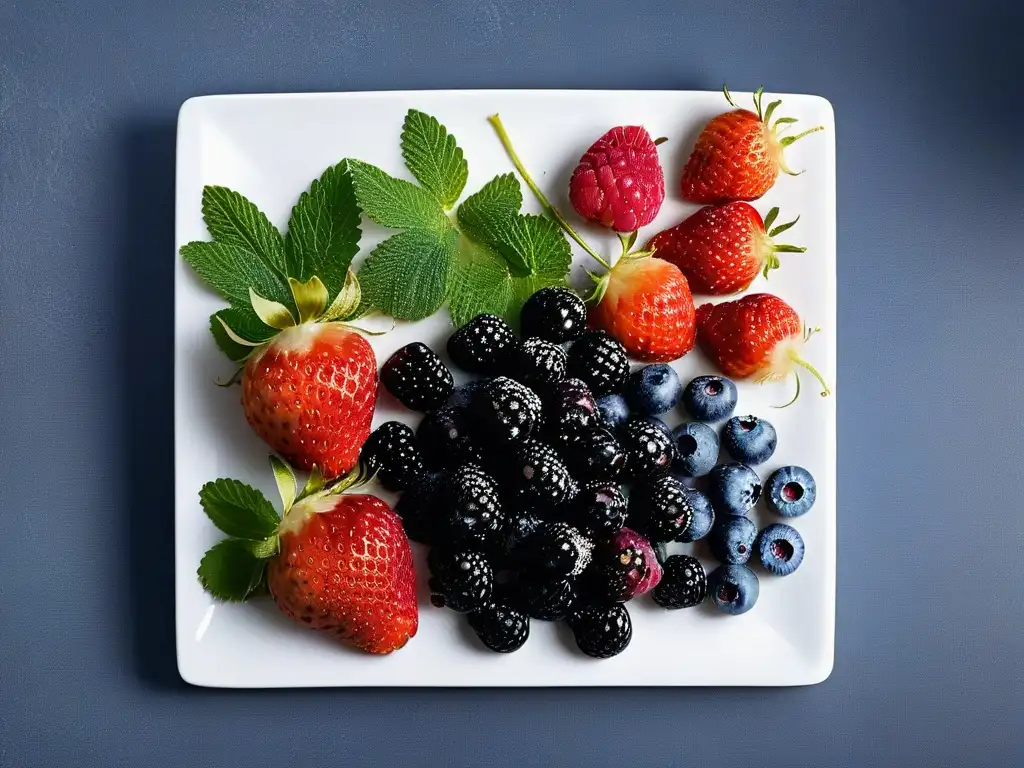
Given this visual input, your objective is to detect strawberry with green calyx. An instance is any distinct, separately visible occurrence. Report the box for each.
[197,456,418,654]
[681,85,825,204]
[181,163,378,480]
[695,293,830,407]
[488,115,696,362]
[648,203,807,295]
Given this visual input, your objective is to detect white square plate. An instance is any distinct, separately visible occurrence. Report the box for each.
[175,89,836,687]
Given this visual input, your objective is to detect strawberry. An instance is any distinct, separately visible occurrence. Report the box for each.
[681,86,824,204]
[648,203,805,295]
[695,293,829,403]
[569,126,665,232]
[267,492,418,654]
[590,257,696,363]
[241,322,377,480]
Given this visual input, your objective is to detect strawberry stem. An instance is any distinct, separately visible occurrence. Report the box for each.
[793,356,831,397]
[488,114,612,271]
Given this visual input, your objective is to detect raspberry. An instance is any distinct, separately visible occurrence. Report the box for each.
[569,126,665,232]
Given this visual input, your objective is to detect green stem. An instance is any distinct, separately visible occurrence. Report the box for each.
[488,114,611,271]
[793,357,832,397]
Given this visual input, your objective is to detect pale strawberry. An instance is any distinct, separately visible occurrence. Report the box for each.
[267,492,418,654]
[649,203,805,295]
[241,322,377,481]
[695,293,829,403]
[681,86,824,204]
[590,257,696,363]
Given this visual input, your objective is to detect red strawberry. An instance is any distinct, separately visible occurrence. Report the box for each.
[267,492,418,654]
[569,126,665,232]
[695,293,829,402]
[681,87,824,204]
[590,257,695,362]
[242,322,377,480]
[648,203,805,295]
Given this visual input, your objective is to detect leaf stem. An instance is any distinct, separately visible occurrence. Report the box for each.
[488,114,611,271]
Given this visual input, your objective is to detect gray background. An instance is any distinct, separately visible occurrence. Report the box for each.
[1,1,1021,766]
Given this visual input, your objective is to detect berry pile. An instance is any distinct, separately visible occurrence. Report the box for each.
[365,287,818,657]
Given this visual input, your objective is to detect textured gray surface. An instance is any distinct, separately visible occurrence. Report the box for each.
[1,1,1021,766]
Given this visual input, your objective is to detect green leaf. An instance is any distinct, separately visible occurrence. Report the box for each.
[448,238,515,327]
[288,276,328,323]
[358,225,459,321]
[198,479,280,540]
[401,110,469,210]
[245,535,280,559]
[269,456,296,511]
[491,214,571,280]
[201,186,289,283]
[248,288,295,330]
[210,307,275,361]
[299,466,326,501]
[284,161,362,297]
[457,173,527,274]
[347,160,448,231]
[321,269,361,322]
[180,241,292,310]
[197,539,268,602]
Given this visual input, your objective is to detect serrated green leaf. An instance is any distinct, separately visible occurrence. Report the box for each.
[347,159,448,231]
[197,539,268,602]
[180,241,292,310]
[284,162,362,297]
[400,110,469,210]
[448,238,515,327]
[198,479,280,540]
[201,186,289,283]
[358,225,459,321]
[457,173,528,274]
[210,307,276,361]
[491,213,571,280]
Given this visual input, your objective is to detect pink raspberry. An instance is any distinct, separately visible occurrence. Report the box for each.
[568,126,665,232]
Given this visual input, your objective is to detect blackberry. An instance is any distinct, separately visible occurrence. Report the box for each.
[417,406,481,470]
[512,337,567,387]
[505,439,577,509]
[620,417,675,480]
[629,474,693,543]
[395,470,449,545]
[516,573,578,621]
[566,331,629,397]
[652,555,707,609]
[446,380,488,410]
[581,541,648,604]
[497,507,545,562]
[467,603,530,653]
[446,463,506,544]
[519,522,593,578]
[380,342,453,411]
[520,286,587,343]
[472,376,543,443]
[565,482,628,536]
[363,421,425,491]
[447,314,519,375]
[568,604,632,658]
[557,427,627,483]
[427,546,494,613]
[544,377,599,435]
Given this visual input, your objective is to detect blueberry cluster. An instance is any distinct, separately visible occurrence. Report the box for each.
[363,286,819,655]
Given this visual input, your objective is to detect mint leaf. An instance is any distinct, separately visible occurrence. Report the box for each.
[347,160,448,231]
[457,173,528,274]
[448,238,515,326]
[359,226,459,321]
[198,479,280,540]
[197,539,267,602]
[285,162,361,298]
[181,241,293,310]
[401,110,468,210]
[201,186,289,283]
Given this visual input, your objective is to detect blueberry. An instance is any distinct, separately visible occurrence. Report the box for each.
[678,487,714,542]
[670,422,719,477]
[708,564,759,615]
[706,462,762,516]
[596,394,630,431]
[722,415,777,465]
[757,523,805,575]
[709,515,757,564]
[625,364,682,415]
[766,466,817,517]
[681,375,738,422]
